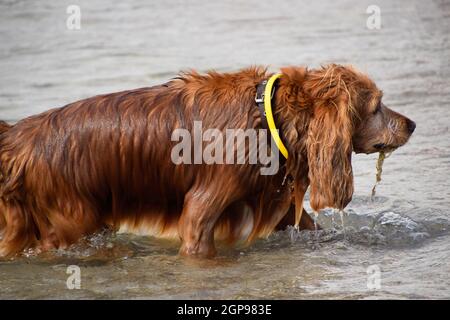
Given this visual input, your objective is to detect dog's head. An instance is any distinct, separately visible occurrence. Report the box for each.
[297,64,415,212]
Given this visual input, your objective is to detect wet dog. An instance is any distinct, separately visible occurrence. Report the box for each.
[0,64,415,257]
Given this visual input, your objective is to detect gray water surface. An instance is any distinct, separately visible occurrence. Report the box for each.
[0,0,449,299]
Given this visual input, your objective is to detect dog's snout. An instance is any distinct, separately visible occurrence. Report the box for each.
[406,119,416,134]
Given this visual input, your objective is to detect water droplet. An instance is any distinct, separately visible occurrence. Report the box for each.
[313,211,319,233]
[331,209,336,229]
[339,210,346,239]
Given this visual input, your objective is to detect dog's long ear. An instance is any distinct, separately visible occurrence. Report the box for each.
[305,65,354,212]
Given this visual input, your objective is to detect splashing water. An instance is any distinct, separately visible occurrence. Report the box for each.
[289,222,300,243]
[331,212,335,229]
[339,210,346,238]
[313,211,319,233]
[313,211,320,245]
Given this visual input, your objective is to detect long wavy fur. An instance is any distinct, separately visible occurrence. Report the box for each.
[0,64,398,257]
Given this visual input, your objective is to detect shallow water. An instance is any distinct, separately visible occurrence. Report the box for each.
[0,0,449,299]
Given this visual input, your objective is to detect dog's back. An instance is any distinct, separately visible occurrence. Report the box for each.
[0,85,186,255]
[0,68,279,257]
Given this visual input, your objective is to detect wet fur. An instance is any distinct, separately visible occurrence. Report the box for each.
[0,65,414,257]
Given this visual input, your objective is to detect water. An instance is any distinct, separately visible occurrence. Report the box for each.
[1,0,450,299]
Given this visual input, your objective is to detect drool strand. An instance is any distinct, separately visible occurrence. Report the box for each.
[371,151,386,200]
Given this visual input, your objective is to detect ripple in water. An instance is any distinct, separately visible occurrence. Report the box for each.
[285,208,449,249]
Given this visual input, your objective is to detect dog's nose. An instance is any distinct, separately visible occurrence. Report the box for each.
[407,119,416,134]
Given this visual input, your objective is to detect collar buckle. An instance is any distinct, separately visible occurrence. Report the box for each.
[255,94,264,104]
[255,79,268,104]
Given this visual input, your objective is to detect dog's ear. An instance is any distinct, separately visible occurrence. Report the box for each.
[305,65,354,212]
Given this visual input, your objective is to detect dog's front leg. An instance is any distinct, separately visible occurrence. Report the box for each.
[178,186,233,258]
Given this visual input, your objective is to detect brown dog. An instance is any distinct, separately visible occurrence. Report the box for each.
[0,64,415,258]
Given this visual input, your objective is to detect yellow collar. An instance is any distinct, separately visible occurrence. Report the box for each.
[263,74,289,159]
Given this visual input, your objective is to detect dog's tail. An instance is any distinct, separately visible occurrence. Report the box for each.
[0,120,11,176]
[0,122,7,242]
[0,120,32,258]
[0,120,11,135]
[0,120,10,183]
[0,121,11,236]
